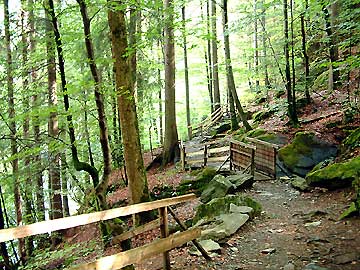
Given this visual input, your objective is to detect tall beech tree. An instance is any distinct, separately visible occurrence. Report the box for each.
[4,0,26,262]
[222,0,252,132]
[108,1,151,218]
[211,0,221,110]
[162,0,180,165]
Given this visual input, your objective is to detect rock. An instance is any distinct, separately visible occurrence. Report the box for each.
[210,122,231,136]
[226,173,254,191]
[283,263,295,270]
[290,176,311,192]
[339,202,358,220]
[303,263,329,270]
[304,221,321,227]
[260,248,276,254]
[278,132,337,177]
[200,175,234,203]
[193,195,261,225]
[177,167,217,195]
[201,213,249,241]
[306,156,360,190]
[343,127,360,149]
[229,203,254,215]
[189,239,221,256]
[333,252,359,264]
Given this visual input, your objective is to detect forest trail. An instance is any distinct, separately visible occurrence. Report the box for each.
[137,178,360,270]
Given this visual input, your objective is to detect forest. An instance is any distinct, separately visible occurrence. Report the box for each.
[0,0,359,269]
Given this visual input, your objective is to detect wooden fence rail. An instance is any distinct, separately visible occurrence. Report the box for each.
[0,194,204,270]
[188,106,224,138]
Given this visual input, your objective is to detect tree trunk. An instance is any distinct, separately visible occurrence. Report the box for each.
[108,1,152,221]
[253,0,259,91]
[301,0,310,103]
[261,1,271,89]
[162,0,180,165]
[290,0,297,112]
[0,189,11,270]
[206,0,214,112]
[182,5,191,139]
[4,0,26,262]
[211,0,221,110]
[158,40,164,146]
[222,0,252,132]
[77,0,113,210]
[283,0,298,125]
[46,0,100,201]
[20,0,35,256]
[322,2,340,90]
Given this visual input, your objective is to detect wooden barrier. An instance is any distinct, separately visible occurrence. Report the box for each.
[245,137,278,179]
[0,194,204,270]
[188,106,224,138]
[229,140,256,176]
[181,139,229,169]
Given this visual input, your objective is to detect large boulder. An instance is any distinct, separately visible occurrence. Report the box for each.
[226,173,254,190]
[200,213,249,241]
[177,167,217,195]
[278,132,337,176]
[193,194,261,225]
[200,175,234,203]
[306,156,360,190]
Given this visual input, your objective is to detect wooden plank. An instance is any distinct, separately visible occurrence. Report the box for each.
[159,207,170,270]
[0,194,196,243]
[209,146,228,154]
[230,147,253,157]
[69,228,201,270]
[207,156,228,163]
[186,150,204,157]
[111,219,161,245]
[230,140,256,150]
[245,137,279,149]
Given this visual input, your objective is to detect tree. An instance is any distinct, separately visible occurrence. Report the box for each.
[211,0,221,109]
[222,0,252,132]
[283,0,298,125]
[253,0,259,91]
[4,0,26,262]
[182,5,191,140]
[0,186,11,270]
[108,1,152,220]
[162,0,180,165]
[300,0,310,103]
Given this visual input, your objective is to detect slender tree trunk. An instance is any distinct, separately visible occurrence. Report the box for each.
[322,2,340,90]
[211,0,221,109]
[206,0,214,112]
[4,0,26,262]
[162,0,179,165]
[46,0,99,201]
[290,0,297,112]
[61,152,70,217]
[283,0,298,125]
[182,6,191,139]
[0,191,11,270]
[83,91,95,169]
[108,1,151,224]
[253,0,259,91]
[77,0,113,210]
[261,1,271,89]
[301,0,310,103]
[222,0,252,131]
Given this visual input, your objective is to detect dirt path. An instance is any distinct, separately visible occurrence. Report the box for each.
[138,179,359,270]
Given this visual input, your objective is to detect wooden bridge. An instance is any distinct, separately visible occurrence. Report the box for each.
[180,137,278,180]
[0,194,209,270]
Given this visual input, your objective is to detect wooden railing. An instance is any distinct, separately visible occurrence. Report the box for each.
[0,194,205,270]
[188,106,224,139]
[180,139,229,170]
[230,138,278,179]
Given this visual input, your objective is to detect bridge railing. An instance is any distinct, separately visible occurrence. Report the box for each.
[0,194,202,270]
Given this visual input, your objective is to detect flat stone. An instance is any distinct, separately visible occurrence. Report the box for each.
[226,173,254,190]
[200,175,234,203]
[201,213,249,241]
[303,263,329,270]
[229,204,254,215]
[291,176,311,192]
[189,239,221,256]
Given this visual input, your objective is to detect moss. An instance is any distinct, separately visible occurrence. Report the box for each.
[193,195,261,224]
[177,167,217,195]
[256,133,277,143]
[343,127,360,149]
[278,132,317,169]
[339,202,358,220]
[247,128,267,138]
[306,156,360,190]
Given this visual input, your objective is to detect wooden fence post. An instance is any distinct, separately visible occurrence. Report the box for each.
[180,144,186,171]
[203,145,208,167]
[250,148,255,177]
[229,142,233,171]
[159,207,170,270]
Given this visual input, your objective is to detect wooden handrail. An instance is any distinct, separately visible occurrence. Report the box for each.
[0,194,196,243]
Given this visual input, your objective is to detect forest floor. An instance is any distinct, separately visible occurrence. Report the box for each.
[66,88,360,270]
